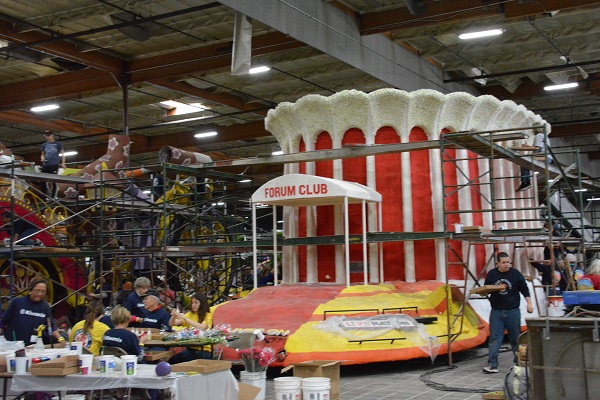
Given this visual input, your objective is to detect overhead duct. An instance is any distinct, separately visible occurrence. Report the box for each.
[403,0,427,15]
[51,58,88,71]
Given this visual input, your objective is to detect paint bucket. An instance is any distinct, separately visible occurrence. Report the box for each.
[302,377,330,400]
[5,355,15,373]
[121,355,137,376]
[547,295,565,317]
[240,370,266,400]
[274,377,302,400]
[99,355,115,373]
[79,354,94,374]
[15,357,29,374]
[454,223,464,233]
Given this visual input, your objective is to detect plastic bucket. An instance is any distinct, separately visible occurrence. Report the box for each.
[15,357,29,374]
[240,370,266,400]
[79,354,94,375]
[454,223,464,233]
[302,377,330,400]
[274,377,302,400]
[99,355,115,373]
[5,355,15,373]
[121,355,137,376]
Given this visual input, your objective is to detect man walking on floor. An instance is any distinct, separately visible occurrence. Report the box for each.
[483,251,533,373]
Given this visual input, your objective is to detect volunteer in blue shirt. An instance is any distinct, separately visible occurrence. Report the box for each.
[140,294,171,331]
[123,277,150,325]
[0,277,66,345]
[102,306,146,361]
[40,130,66,198]
[483,252,533,374]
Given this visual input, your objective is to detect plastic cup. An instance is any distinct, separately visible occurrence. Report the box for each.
[79,354,94,374]
[5,355,15,373]
[70,341,83,355]
[15,357,28,374]
[121,355,137,376]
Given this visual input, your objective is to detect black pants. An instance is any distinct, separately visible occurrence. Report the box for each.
[41,164,59,197]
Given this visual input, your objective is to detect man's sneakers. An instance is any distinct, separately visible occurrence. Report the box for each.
[483,365,499,374]
[516,182,532,192]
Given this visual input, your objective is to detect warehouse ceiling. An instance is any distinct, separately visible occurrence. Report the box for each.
[0,0,599,173]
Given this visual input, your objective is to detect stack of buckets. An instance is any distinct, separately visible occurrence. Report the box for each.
[273,376,331,400]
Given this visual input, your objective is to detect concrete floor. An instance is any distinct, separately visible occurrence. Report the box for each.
[246,343,513,400]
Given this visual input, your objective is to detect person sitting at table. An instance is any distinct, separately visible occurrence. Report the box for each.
[140,293,171,331]
[102,306,147,361]
[69,300,110,355]
[168,293,212,363]
[123,277,151,326]
[0,277,67,346]
[103,306,152,400]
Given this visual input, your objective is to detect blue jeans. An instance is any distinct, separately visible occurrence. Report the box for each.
[487,308,521,368]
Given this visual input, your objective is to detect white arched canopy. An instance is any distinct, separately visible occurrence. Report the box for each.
[251,174,382,288]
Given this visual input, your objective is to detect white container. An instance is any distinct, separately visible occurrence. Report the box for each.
[5,355,15,373]
[121,355,137,376]
[240,370,266,400]
[99,355,115,374]
[274,376,302,400]
[302,377,330,400]
[79,354,94,375]
[70,341,83,355]
[454,223,464,233]
[15,357,29,374]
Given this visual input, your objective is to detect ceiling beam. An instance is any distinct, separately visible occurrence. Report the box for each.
[360,0,600,36]
[0,110,109,135]
[149,79,271,117]
[360,0,499,36]
[550,121,600,137]
[0,19,124,73]
[0,32,303,110]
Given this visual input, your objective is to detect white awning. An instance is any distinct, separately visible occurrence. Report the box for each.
[251,174,383,289]
[251,174,382,206]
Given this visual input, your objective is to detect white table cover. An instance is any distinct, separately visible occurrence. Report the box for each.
[10,364,239,400]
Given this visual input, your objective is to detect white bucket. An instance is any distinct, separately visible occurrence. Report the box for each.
[52,395,86,400]
[547,296,565,317]
[240,370,266,400]
[121,355,137,376]
[79,354,94,375]
[302,377,330,400]
[454,223,464,233]
[15,357,29,374]
[99,355,115,373]
[5,355,15,373]
[274,377,302,400]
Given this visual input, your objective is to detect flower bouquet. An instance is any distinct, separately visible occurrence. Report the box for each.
[237,347,275,372]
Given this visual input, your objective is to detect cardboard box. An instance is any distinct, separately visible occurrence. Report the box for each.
[30,355,79,368]
[30,366,80,376]
[481,391,506,399]
[282,361,341,400]
[170,359,232,374]
[0,355,6,372]
[469,285,505,296]
[238,383,261,400]
[144,350,171,362]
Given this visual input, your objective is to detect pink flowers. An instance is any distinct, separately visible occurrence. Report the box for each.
[237,347,275,372]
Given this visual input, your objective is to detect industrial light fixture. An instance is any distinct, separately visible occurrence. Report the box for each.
[271,150,284,156]
[194,131,218,138]
[239,179,252,183]
[61,151,78,157]
[458,29,503,40]
[159,100,206,115]
[574,188,588,192]
[249,66,270,74]
[31,104,59,112]
[544,82,578,91]
[588,197,600,202]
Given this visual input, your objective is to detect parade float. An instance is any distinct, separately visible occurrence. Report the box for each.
[213,88,547,365]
